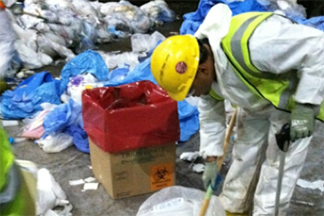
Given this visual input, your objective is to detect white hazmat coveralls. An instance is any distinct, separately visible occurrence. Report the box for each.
[0,7,15,79]
[195,4,324,216]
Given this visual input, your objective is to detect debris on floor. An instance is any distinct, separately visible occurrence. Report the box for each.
[297,179,324,193]
[1,0,324,215]
[136,186,226,216]
[180,151,200,162]
[37,168,71,216]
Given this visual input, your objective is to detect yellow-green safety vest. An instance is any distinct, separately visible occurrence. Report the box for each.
[209,12,324,122]
[0,127,25,216]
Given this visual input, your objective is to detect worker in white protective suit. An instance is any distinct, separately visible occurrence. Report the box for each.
[150,4,324,216]
[0,0,16,94]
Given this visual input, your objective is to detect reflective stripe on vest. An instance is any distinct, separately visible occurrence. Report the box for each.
[209,89,224,101]
[221,12,324,122]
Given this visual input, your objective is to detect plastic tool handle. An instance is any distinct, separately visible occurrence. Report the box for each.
[199,108,238,216]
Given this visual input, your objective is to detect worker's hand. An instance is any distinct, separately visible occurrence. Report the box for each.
[290,103,315,142]
[202,160,219,190]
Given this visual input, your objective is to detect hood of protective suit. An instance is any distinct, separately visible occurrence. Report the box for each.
[194,4,232,49]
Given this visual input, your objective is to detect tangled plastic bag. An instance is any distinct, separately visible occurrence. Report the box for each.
[136,186,226,216]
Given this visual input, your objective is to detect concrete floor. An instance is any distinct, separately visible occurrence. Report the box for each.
[2,2,324,216]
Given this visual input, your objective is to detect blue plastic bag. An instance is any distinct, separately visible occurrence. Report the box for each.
[60,50,109,94]
[43,99,89,153]
[180,0,267,35]
[0,72,61,119]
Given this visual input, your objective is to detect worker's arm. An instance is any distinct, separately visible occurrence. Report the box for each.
[249,14,324,106]
[198,94,226,159]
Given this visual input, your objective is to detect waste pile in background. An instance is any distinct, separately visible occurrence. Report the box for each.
[3,0,176,73]
[1,0,324,155]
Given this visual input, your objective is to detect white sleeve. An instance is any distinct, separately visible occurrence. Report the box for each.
[198,94,226,159]
[250,15,324,105]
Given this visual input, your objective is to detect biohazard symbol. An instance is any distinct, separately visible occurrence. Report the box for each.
[175,62,187,74]
[154,166,169,181]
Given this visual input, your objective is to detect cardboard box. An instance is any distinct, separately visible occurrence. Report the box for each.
[89,140,176,199]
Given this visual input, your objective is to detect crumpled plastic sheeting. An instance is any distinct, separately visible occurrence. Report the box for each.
[60,50,108,94]
[0,10,16,79]
[131,31,166,53]
[99,51,142,71]
[258,0,324,32]
[104,57,199,142]
[43,99,89,153]
[0,72,61,119]
[140,0,176,24]
[4,0,175,72]
[36,133,74,153]
[180,0,267,35]
[65,73,103,105]
[136,186,226,216]
[37,168,71,216]
[101,0,152,35]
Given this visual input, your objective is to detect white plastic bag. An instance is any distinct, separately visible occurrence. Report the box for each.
[0,10,16,78]
[131,31,165,53]
[136,186,226,216]
[37,168,70,216]
[140,0,176,24]
[36,133,73,153]
[66,73,103,104]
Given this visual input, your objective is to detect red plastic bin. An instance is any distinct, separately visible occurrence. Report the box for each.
[82,81,180,153]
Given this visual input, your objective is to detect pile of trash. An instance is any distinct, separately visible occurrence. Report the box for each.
[1,0,324,156]
[0,29,200,154]
[1,0,176,74]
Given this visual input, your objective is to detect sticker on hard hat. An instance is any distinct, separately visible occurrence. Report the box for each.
[175,62,187,74]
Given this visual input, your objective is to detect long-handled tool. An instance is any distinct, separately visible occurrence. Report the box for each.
[199,108,238,216]
[10,3,63,25]
[274,123,291,216]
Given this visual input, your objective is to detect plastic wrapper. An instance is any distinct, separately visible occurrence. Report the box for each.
[60,50,108,94]
[82,81,180,153]
[0,72,61,119]
[66,73,103,105]
[37,168,70,215]
[101,0,152,34]
[99,51,141,70]
[136,186,226,216]
[140,0,176,24]
[71,0,100,24]
[36,133,73,153]
[131,31,165,53]
[0,10,16,79]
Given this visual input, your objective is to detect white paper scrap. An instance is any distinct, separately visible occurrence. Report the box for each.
[69,179,85,186]
[1,120,19,127]
[82,183,99,191]
[84,177,96,183]
[297,179,324,192]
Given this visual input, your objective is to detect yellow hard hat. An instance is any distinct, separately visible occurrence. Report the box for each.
[151,35,199,101]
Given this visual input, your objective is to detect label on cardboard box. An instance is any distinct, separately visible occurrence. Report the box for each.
[89,139,176,199]
[150,163,174,191]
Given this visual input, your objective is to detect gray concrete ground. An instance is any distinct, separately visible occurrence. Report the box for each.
[2,2,324,215]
